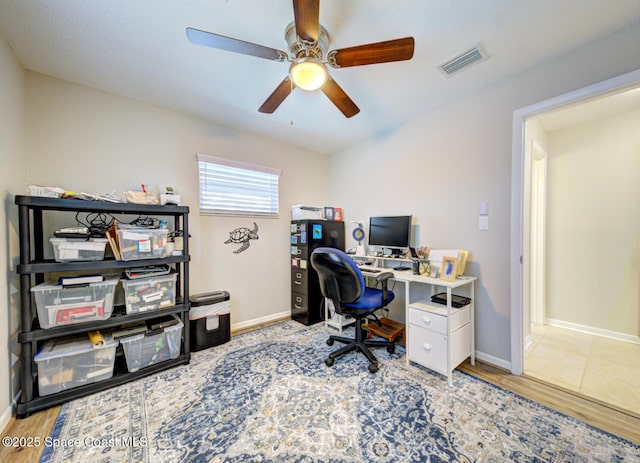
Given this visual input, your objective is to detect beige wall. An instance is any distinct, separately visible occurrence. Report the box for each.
[546,109,640,335]
[328,23,640,367]
[0,36,26,427]
[25,72,330,328]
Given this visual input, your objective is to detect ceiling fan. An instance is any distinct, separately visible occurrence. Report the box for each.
[186,0,415,118]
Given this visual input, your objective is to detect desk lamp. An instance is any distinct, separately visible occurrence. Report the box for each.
[350,221,366,257]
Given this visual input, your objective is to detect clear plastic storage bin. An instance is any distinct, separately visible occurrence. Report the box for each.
[119,315,183,372]
[34,335,118,396]
[121,273,177,314]
[50,238,108,262]
[31,277,118,329]
[116,227,168,261]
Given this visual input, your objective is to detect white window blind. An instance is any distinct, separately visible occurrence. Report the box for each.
[197,153,281,217]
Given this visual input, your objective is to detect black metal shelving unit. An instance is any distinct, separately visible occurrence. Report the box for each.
[15,195,191,417]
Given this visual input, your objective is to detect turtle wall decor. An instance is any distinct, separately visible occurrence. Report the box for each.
[224,222,259,253]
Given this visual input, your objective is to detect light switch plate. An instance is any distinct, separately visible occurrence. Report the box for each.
[479,216,489,230]
[479,200,489,215]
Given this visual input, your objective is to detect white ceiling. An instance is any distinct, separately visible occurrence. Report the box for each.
[1,0,640,154]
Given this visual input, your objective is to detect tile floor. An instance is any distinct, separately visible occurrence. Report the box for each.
[525,323,640,416]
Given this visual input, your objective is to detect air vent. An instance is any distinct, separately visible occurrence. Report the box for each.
[438,45,487,77]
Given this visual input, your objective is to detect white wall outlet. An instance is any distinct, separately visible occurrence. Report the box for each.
[479,215,489,230]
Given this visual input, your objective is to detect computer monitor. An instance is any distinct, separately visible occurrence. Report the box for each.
[368,215,412,256]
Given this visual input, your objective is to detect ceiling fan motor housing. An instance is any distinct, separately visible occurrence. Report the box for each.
[285,21,329,60]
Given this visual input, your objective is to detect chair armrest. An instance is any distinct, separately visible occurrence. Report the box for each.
[375,271,394,283]
[376,272,394,305]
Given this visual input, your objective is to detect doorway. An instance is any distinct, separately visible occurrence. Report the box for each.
[529,142,546,327]
[510,68,640,413]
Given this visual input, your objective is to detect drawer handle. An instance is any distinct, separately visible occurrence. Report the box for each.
[294,281,302,285]
[422,343,432,352]
[421,316,432,325]
[294,304,303,309]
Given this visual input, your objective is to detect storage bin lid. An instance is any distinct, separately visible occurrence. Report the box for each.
[189,291,230,306]
[119,315,183,343]
[121,272,176,287]
[49,238,108,249]
[30,275,119,292]
[34,335,117,362]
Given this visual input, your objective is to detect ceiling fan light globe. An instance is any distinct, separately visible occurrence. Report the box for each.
[290,58,328,91]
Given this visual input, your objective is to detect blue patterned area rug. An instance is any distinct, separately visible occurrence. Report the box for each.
[41,320,639,462]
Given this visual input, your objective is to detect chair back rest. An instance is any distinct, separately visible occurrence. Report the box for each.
[310,247,364,310]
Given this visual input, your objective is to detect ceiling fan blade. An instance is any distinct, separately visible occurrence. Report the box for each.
[258,77,295,113]
[293,0,320,42]
[321,77,360,118]
[186,27,287,61]
[328,37,415,68]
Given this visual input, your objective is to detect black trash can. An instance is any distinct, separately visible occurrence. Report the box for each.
[189,291,231,352]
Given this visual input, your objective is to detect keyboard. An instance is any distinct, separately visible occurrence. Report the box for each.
[360,267,381,274]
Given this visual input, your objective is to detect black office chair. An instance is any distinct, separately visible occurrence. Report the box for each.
[310,247,396,373]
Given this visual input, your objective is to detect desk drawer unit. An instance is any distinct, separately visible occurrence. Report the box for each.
[407,302,471,378]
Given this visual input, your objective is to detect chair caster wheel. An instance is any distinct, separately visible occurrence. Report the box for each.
[326,338,334,346]
[325,357,335,367]
[368,363,379,373]
[387,344,396,354]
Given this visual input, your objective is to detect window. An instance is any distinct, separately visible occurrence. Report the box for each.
[197,153,281,217]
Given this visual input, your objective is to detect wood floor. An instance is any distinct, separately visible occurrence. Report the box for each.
[2,324,638,462]
[458,359,640,444]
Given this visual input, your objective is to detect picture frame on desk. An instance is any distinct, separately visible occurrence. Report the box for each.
[428,264,439,279]
[440,256,458,282]
[419,260,428,275]
[324,207,334,221]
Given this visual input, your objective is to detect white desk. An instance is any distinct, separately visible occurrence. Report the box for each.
[360,266,476,385]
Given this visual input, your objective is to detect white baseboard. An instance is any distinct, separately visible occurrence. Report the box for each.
[546,318,640,345]
[231,311,290,333]
[474,350,511,371]
[0,404,13,434]
[0,391,20,434]
[524,334,534,353]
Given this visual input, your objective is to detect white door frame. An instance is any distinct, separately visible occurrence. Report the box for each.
[510,68,640,375]
[530,141,547,326]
